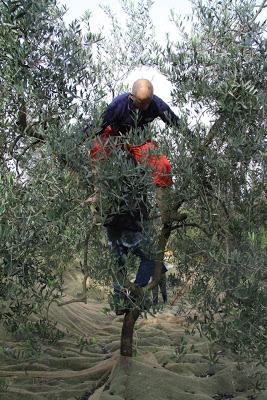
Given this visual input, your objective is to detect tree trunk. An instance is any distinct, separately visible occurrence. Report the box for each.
[147,224,172,291]
[120,223,173,357]
[120,309,140,357]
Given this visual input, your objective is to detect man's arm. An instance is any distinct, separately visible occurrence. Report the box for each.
[98,95,126,135]
[155,95,194,140]
[100,102,117,132]
[83,103,116,141]
[154,95,180,128]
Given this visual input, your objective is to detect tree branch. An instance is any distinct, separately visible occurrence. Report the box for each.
[147,223,172,291]
[202,115,225,150]
[170,272,196,306]
[57,296,87,306]
[251,0,267,24]
[16,139,43,159]
[171,222,211,237]
[9,134,24,155]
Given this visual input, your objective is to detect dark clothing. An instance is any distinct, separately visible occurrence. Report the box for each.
[107,224,166,288]
[91,92,177,187]
[104,194,148,231]
[100,93,180,135]
[105,181,151,288]
[152,274,168,305]
[91,92,175,294]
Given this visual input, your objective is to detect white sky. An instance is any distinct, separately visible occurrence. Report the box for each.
[60,0,267,113]
[61,0,192,41]
[60,0,192,105]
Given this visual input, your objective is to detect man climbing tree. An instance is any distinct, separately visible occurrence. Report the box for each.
[87,79,186,222]
[87,79,187,314]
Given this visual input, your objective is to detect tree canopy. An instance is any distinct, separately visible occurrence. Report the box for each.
[0,0,266,363]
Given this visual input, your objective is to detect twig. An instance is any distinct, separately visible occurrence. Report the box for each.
[170,273,196,306]
[56,296,87,306]
[251,0,267,24]
[209,193,230,218]
[0,0,8,8]
[201,116,225,150]
[16,139,42,159]
[171,222,211,236]
[9,134,24,155]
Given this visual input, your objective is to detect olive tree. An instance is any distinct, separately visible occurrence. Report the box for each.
[0,0,158,355]
[0,0,108,338]
[156,0,267,363]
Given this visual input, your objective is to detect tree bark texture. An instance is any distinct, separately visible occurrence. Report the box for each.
[120,309,140,357]
[120,222,173,357]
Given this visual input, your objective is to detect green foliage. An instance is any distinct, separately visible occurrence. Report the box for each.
[158,0,266,363]
[0,0,266,367]
[173,336,188,362]
[0,378,8,394]
[97,0,155,96]
[0,0,105,336]
[0,0,156,343]
[77,334,98,354]
[0,336,45,360]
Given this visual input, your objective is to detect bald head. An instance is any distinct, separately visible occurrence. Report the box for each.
[130,79,154,110]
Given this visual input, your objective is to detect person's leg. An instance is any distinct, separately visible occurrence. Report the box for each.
[133,247,155,288]
[159,273,167,303]
[106,227,128,293]
[107,226,141,315]
[152,284,159,305]
[150,266,168,305]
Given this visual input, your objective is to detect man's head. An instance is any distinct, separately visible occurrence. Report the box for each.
[129,79,154,111]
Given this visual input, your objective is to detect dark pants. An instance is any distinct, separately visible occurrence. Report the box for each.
[152,274,167,305]
[107,226,156,289]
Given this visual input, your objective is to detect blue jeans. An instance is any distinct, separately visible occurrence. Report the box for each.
[106,226,155,289]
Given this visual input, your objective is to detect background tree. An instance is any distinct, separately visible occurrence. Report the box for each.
[94,0,155,97]
[156,0,267,363]
[0,0,107,337]
[0,0,157,353]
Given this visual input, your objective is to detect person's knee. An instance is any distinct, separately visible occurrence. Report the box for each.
[135,259,155,287]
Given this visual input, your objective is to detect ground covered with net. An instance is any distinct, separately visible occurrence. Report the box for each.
[0,270,266,400]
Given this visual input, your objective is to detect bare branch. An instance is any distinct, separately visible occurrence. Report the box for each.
[202,115,225,149]
[16,139,43,159]
[9,134,23,155]
[171,222,211,237]
[251,0,267,24]
[170,273,196,306]
[57,296,87,306]
[147,223,172,291]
